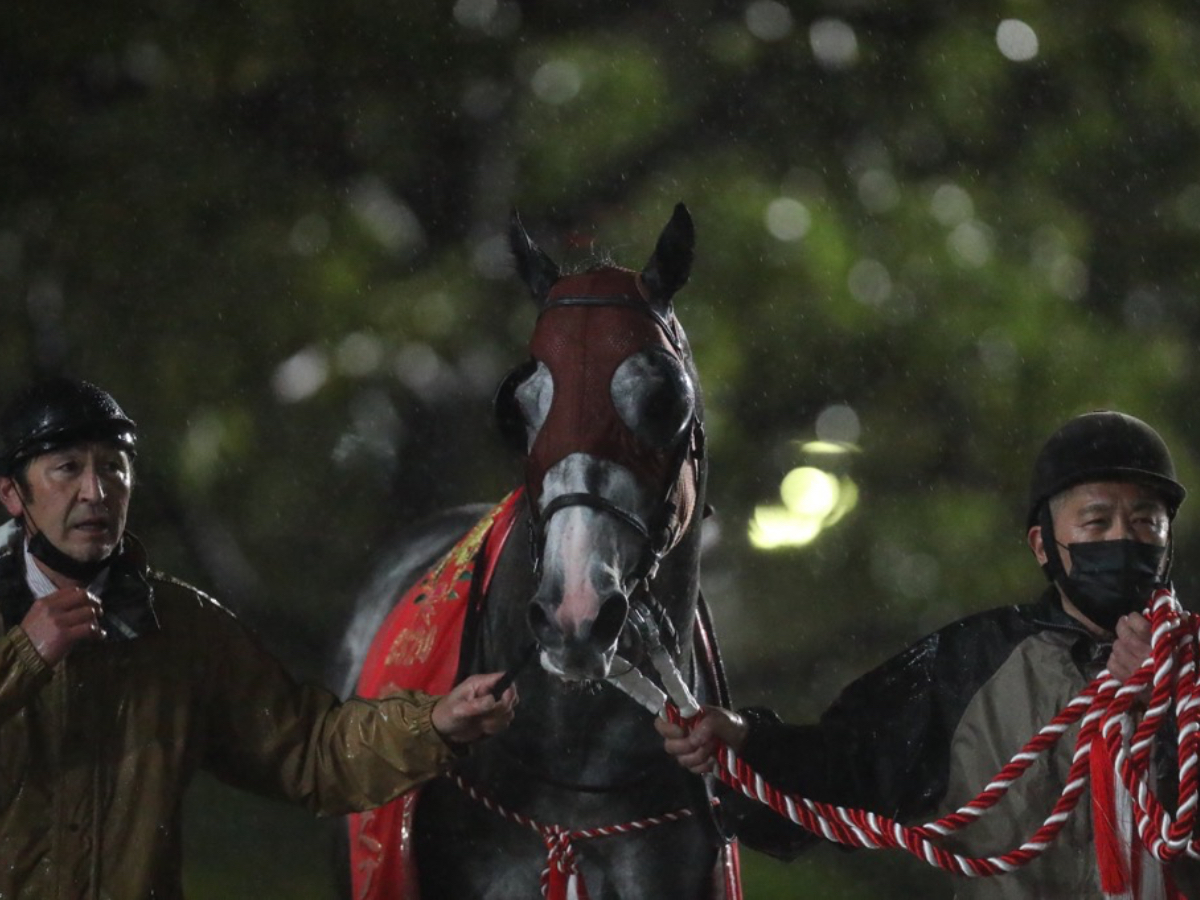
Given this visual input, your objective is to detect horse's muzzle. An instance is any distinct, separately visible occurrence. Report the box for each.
[528,590,629,680]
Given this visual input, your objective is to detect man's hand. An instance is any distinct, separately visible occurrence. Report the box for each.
[20,587,104,666]
[1109,612,1153,683]
[654,705,749,774]
[430,672,518,745]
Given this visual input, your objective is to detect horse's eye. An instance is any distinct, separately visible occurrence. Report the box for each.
[611,349,694,449]
[494,360,554,454]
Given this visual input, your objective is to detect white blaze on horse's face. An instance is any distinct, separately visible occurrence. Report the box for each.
[532,454,657,681]
[519,349,696,681]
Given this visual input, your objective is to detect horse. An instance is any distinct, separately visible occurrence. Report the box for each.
[336,204,740,900]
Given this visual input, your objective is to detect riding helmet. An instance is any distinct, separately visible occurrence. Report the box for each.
[0,378,137,476]
[1027,410,1185,526]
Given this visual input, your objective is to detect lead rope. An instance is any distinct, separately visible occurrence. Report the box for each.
[646,588,1200,892]
[451,773,697,899]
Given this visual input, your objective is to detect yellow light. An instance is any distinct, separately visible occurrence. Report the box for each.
[824,478,860,527]
[779,466,838,517]
[797,439,859,456]
[749,505,823,549]
[749,470,860,551]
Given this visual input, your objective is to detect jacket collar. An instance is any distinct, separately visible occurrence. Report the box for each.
[0,523,159,639]
[1026,585,1112,674]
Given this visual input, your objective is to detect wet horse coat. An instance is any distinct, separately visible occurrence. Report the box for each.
[341,205,741,899]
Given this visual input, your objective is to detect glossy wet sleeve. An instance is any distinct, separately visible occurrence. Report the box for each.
[195,598,456,816]
[0,626,52,725]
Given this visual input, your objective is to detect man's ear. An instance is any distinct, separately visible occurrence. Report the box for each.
[1028,524,1048,566]
[0,477,24,520]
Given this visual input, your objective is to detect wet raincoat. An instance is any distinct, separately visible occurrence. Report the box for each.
[730,590,1196,898]
[0,529,454,900]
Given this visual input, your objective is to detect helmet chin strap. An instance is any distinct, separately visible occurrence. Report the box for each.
[14,488,112,584]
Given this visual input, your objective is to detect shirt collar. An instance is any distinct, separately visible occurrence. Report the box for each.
[22,537,110,599]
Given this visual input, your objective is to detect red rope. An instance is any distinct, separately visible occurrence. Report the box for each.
[666,588,1200,879]
[452,773,698,898]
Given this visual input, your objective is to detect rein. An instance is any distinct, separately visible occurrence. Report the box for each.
[665,587,1200,889]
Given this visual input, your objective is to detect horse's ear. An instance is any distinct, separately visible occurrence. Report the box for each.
[641,202,694,308]
[509,209,560,307]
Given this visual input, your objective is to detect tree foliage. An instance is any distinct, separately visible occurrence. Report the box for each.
[6,1,1200,896]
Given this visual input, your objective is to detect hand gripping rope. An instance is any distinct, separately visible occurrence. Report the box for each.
[633,588,1200,891]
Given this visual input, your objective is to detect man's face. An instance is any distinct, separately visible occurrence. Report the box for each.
[0,441,132,565]
[1047,481,1170,570]
[1028,480,1171,633]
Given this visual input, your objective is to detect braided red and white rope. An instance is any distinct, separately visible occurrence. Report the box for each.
[452,773,697,899]
[665,588,1200,880]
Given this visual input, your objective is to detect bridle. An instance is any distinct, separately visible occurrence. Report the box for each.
[515,284,706,603]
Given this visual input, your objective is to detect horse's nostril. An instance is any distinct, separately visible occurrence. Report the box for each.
[590,593,629,649]
[527,602,562,650]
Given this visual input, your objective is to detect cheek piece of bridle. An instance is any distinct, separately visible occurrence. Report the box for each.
[522,270,706,661]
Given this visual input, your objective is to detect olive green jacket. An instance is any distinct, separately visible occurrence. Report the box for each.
[0,533,454,900]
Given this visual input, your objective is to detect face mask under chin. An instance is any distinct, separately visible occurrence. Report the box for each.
[1056,538,1167,633]
[27,529,114,583]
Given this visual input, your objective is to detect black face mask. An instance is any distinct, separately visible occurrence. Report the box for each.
[1056,539,1166,633]
[28,530,113,583]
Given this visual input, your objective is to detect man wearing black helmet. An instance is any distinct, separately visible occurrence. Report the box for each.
[0,377,518,899]
[660,410,1194,898]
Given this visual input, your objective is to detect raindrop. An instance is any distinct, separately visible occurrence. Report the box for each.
[273,348,329,403]
[848,258,892,306]
[745,0,793,42]
[930,183,973,226]
[996,19,1039,62]
[531,59,582,105]
[393,343,454,398]
[336,332,385,377]
[1047,254,1087,300]
[857,169,900,213]
[472,232,514,280]
[947,221,993,267]
[765,197,811,241]
[815,403,861,444]
[349,178,425,255]
[809,18,858,70]
[453,0,498,29]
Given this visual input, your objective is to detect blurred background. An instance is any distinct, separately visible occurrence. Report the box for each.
[5,0,1200,896]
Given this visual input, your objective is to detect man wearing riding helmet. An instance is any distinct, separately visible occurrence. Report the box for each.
[0,377,517,899]
[660,410,1198,897]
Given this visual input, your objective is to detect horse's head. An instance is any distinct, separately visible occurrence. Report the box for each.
[495,204,705,681]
